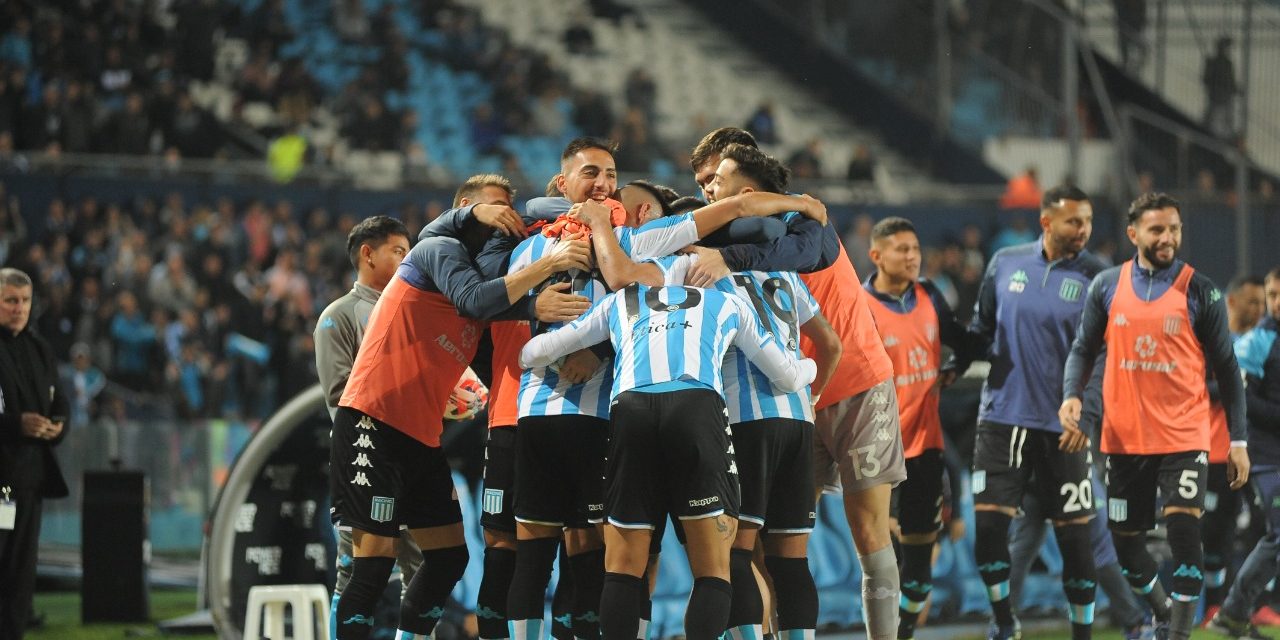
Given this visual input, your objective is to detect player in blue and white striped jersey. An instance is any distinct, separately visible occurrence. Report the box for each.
[502,137,829,640]
[518,281,815,640]
[650,252,842,640]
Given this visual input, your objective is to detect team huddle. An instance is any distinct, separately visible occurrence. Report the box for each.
[313,126,1279,640]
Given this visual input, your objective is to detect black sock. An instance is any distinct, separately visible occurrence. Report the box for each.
[570,548,606,640]
[975,510,1015,626]
[686,577,734,640]
[1055,523,1096,640]
[507,537,561,622]
[1112,532,1170,620]
[400,544,469,635]
[478,546,516,639]
[600,572,644,640]
[897,542,934,639]
[336,556,395,640]
[764,556,817,633]
[727,548,762,629]
[1165,513,1205,603]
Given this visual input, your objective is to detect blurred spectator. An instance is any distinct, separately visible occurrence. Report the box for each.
[960,224,986,273]
[744,101,778,145]
[1203,37,1239,139]
[989,215,1036,255]
[1194,169,1218,201]
[564,14,597,55]
[149,250,199,314]
[250,0,296,55]
[1114,0,1147,72]
[18,85,62,152]
[788,138,823,179]
[99,45,135,109]
[344,97,399,151]
[334,0,372,42]
[103,92,155,155]
[572,89,614,138]
[529,87,569,137]
[625,68,657,123]
[614,107,660,172]
[166,92,219,158]
[1260,179,1277,204]
[268,125,308,183]
[404,142,452,185]
[0,17,33,69]
[998,165,1041,209]
[60,81,96,153]
[61,342,107,431]
[109,290,158,390]
[471,103,504,154]
[842,213,875,277]
[238,45,279,103]
[847,144,876,182]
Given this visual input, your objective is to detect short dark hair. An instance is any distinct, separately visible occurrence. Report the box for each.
[347,215,410,268]
[1127,192,1181,225]
[1267,266,1280,285]
[667,196,704,215]
[1041,185,1089,210]
[720,143,789,194]
[452,174,515,208]
[1228,274,1264,293]
[690,127,758,171]
[624,179,680,216]
[870,216,916,242]
[561,137,618,162]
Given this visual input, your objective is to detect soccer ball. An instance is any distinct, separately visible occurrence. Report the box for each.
[445,367,489,421]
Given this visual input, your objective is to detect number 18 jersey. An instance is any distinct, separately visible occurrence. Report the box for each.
[653,255,819,424]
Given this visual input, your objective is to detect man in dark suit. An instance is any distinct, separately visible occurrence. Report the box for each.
[0,267,69,640]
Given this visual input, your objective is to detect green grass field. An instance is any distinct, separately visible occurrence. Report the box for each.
[29,588,216,640]
[25,589,1256,640]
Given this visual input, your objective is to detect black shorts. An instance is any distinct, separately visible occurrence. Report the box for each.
[606,389,740,529]
[481,426,518,533]
[1205,462,1240,518]
[514,414,608,528]
[892,449,945,536]
[972,422,1097,520]
[329,407,461,538]
[732,417,816,534]
[1104,450,1209,532]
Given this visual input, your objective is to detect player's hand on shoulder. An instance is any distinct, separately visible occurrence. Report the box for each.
[473,204,527,237]
[795,194,827,226]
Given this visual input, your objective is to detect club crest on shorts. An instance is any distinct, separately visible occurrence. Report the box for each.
[370,496,395,522]
[483,489,504,515]
[1108,497,1128,522]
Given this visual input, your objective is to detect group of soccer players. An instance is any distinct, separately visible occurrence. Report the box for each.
[313,124,1275,640]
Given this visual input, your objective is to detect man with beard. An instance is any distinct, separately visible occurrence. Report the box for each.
[1061,192,1250,640]
[968,186,1109,640]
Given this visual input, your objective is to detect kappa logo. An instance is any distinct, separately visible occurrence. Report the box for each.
[354,434,375,449]
[352,453,373,467]
[1115,314,1129,326]
[907,346,929,370]
[370,496,395,522]
[1134,335,1158,358]
[350,472,372,486]
[875,427,892,442]
[356,416,377,430]
[1196,451,1209,465]
[1008,269,1028,293]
